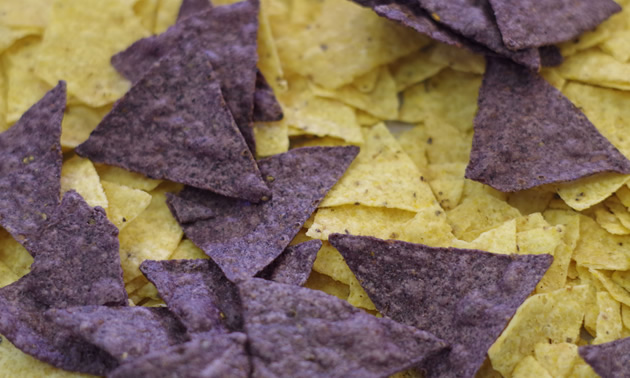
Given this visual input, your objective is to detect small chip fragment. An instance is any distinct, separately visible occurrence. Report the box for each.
[467,58,630,192]
[329,233,552,377]
[580,337,630,378]
[167,146,358,281]
[239,278,449,377]
[257,239,322,286]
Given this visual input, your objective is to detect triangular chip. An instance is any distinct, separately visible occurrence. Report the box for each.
[108,332,250,378]
[580,336,630,378]
[140,259,243,334]
[253,71,283,123]
[329,233,552,377]
[466,58,630,192]
[77,43,270,203]
[176,0,211,20]
[112,0,260,152]
[46,306,189,365]
[167,146,358,281]
[0,82,64,246]
[0,190,128,375]
[257,239,322,286]
[488,0,621,50]
[239,278,449,377]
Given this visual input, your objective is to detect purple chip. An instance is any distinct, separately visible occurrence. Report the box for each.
[140,259,243,334]
[328,233,552,377]
[112,0,260,152]
[167,146,359,282]
[256,240,322,286]
[579,337,630,378]
[176,0,212,21]
[466,58,630,192]
[0,82,64,247]
[253,72,283,123]
[77,43,270,203]
[239,278,449,377]
[488,0,621,50]
[0,190,128,375]
[108,332,250,378]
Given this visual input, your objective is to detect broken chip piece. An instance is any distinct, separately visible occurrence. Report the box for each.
[239,278,449,377]
[0,82,64,246]
[579,336,630,378]
[77,42,270,203]
[257,239,322,286]
[466,58,630,192]
[329,233,552,377]
[167,146,359,281]
[0,190,128,375]
[112,0,260,152]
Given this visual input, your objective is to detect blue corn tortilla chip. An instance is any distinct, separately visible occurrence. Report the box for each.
[77,43,270,203]
[539,45,563,67]
[415,0,540,69]
[177,0,212,21]
[257,239,322,286]
[46,306,189,364]
[108,332,250,378]
[167,145,359,282]
[253,71,283,123]
[0,190,128,375]
[579,337,630,378]
[488,0,621,50]
[112,0,260,153]
[239,278,449,377]
[140,259,243,334]
[328,233,553,378]
[0,82,64,247]
[466,58,630,192]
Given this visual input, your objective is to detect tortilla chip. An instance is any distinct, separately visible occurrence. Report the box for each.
[537,210,580,293]
[580,335,630,378]
[540,67,566,90]
[60,105,110,150]
[78,44,270,203]
[303,270,350,301]
[140,259,242,333]
[397,125,429,172]
[428,42,486,74]
[507,189,555,216]
[399,69,481,132]
[534,343,579,378]
[574,215,630,270]
[154,0,182,33]
[0,82,64,247]
[253,73,284,123]
[257,240,322,286]
[512,356,552,378]
[112,0,260,152]
[594,203,630,234]
[330,234,552,377]
[101,181,152,231]
[557,173,630,211]
[254,121,289,158]
[239,278,448,377]
[591,269,630,308]
[321,124,441,212]
[467,58,630,192]
[257,4,286,92]
[107,332,249,378]
[176,0,209,20]
[0,261,18,288]
[133,0,159,33]
[558,49,630,91]
[0,0,51,29]
[451,219,516,254]
[61,156,108,209]
[95,165,162,192]
[168,146,358,281]
[488,0,620,50]
[605,196,630,230]
[593,291,623,344]
[0,229,33,278]
[488,285,588,377]
[35,0,148,107]
[390,47,446,92]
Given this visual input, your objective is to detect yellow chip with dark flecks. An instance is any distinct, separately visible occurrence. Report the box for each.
[593,291,623,344]
[574,215,630,270]
[451,219,516,254]
[60,155,108,209]
[390,46,446,92]
[558,48,630,90]
[447,192,521,241]
[507,188,555,216]
[254,121,289,158]
[257,3,286,92]
[512,356,552,378]
[133,0,159,34]
[397,124,429,172]
[60,104,110,150]
[0,0,52,29]
[101,180,152,231]
[425,122,473,164]
[557,173,630,212]
[94,164,162,192]
[534,343,579,378]
[590,268,630,307]
[593,203,630,234]
[427,42,485,74]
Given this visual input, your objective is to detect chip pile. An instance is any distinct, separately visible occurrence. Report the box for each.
[2,0,630,377]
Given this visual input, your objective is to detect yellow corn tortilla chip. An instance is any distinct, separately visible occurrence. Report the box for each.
[590,269,630,307]
[426,163,467,210]
[427,42,486,74]
[303,270,350,302]
[101,181,152,231]
[593,203,630,234]
[612,270,630,294]
[516,225,563,256]
[133,0,159,34]
[507,189,555,216]
[575,266,603,336]
[451,219,516,254]
[558,26,611,57]
[558,48,630,91]
[534,343,579,378]
[351,66,380,93]
[569,360,600,378]
[601,31,630,63]
[400,206,457,247]
[604,196,630,229]
[512,356,552,378]
[94,164,162,192]
[290,135,349,148]
[447,192,521,241]
[311,67,398,120]
[276,0,429,89]
[616,184,630,207]
[593,291,623,344]
[133,281,161,302]
[476,358,503,378]
[574,215,630,270]
[0,261,18,288]
[125,275,150,295]
[556,173,630,212]
[355,110,380,126]
[398,69,481,132]
[488,285,588,377]
[515,213,550,231]
[258,4,286,92]
[118,185,183,283]
[538,210,580,293]
[254,121,289,158]
[36,0,149,107]
[60,104,110,150]
[0,60,6,133]
[153,0,181,33]
[540,68,566,90]
[0,0,51,29]
[425,123,473,164]
[0,25,40,55]
[0,230,33,278]
[623,304,630,329]
[397,124,429,172]
[169,239,207,260]
[60,155,108,209]
[390,46,446,92]
[321,124,441,212]
[312,242,375,310]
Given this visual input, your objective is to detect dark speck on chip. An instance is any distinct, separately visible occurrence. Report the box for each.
[167,146,359,282]
[579,337,630,378]
[256,239,322,286]
[0,82,64,248]
[239,278,449,377]
[329,233,552,377]
[0,190,128,375]
[77,41,270,203]
[466,58,630,192]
